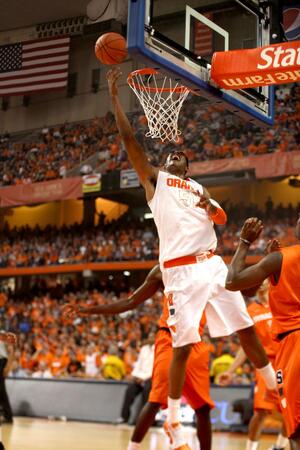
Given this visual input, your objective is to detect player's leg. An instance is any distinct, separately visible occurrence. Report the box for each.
[271,428,289,450]
[127,329,171,449]
[276,331,300,450]
[169,343,192,401]
[290,428,300,450]
[163,264,210,449]
[127,401,161,449]
[247,409,268,450]
[206,256,276,389]
[183,343,214,450]
[195,405,212,450]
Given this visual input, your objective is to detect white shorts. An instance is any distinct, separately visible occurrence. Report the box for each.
[162,255,253,348]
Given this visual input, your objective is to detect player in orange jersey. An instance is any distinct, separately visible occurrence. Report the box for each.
[220,279,288,450]
[226,215,300,450]
[62,265,214,450]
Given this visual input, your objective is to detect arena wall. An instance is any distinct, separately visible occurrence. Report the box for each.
[7,378,251,430]
[0,36,137,134]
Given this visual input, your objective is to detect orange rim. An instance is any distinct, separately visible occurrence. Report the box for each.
[127,68,190,93]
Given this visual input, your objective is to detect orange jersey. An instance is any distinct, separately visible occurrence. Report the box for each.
[247,301,279,358]
[269,245,300,338]
[158,294,206,335]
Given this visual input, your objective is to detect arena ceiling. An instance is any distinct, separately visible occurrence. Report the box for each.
[0,0,91,32]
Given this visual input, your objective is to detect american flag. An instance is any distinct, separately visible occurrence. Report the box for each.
[0,36,70,96]
[194,13,213,58]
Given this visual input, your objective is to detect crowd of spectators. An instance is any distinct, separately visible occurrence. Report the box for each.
[0,199,299,268]
[0,84,299,187]
[0,278,252,384]
[0,215,158,268]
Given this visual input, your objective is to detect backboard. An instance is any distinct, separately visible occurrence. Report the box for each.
[127,0,275,127]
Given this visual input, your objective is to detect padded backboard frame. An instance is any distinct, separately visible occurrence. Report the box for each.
[127,0,275,127]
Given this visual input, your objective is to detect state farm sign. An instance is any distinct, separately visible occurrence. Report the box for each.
[211,41,300,89]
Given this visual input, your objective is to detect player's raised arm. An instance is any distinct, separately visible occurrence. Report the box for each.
[226,218,282,291]
[62,265,162,319]
[106,68,158,200]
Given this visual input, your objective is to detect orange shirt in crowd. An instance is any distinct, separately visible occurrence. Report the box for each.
[247,301,278,358]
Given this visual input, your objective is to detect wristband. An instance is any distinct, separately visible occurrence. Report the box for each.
[240,237,251,246]
[208,207,227,225]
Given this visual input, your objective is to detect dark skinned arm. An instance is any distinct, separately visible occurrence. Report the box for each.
[196,186,227,225]
[62,265,163,319]
[106,68,158,201]
[225,217,282,291]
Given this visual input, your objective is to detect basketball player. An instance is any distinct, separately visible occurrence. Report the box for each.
[226,215,300,450]
[106,67,276,450]
[62,265,214,450]
[219,279,288,450]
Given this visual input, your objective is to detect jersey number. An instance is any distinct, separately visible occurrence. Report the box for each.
[276,369,283,385]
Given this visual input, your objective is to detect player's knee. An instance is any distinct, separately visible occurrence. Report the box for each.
[195,404,211,421]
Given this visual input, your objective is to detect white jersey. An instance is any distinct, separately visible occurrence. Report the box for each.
[148,170,218,263]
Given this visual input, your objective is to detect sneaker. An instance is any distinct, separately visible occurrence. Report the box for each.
[163,421,191,450]
[114,417,126,425]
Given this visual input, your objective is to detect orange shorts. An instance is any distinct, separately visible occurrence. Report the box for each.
[275,330,300,438]
[149,329,214,410]
[254,360,279,412]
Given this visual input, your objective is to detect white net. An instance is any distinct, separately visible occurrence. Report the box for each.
[127,70,190,143]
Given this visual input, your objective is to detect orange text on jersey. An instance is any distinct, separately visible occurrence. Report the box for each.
[167,178,192,190]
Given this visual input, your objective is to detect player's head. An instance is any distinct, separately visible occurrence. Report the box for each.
[164,151,189,177]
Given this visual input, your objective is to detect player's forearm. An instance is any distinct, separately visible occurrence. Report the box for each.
[227,347,247,373]
[226,241,249,290]
[79,296,139,316]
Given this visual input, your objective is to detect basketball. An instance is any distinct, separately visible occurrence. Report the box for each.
[95,32,127,65]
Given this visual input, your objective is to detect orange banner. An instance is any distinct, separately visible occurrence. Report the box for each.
[189,151,300,179]
[0,177,83,208]
[0,256,259,277]
[211,41,300,89]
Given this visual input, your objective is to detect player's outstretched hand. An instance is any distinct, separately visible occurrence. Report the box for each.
[265,238,281,254]
[106,67,122,97]
[240,217,263,244]
[0,332,17,345]
[62,304,82,320]
[217,371,233,386]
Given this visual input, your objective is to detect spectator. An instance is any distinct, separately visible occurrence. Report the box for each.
[102,345,126,381]
[210,347,235,384]
[117,333,155,424]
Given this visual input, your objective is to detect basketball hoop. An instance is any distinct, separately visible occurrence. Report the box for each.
[127,68,190,143]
